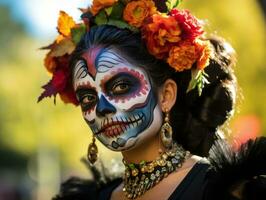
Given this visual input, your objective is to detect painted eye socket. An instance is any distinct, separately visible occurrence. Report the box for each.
[76,89,98,111]
[105,73,140,97]
[81,94,97,106]
[111,81,131,95]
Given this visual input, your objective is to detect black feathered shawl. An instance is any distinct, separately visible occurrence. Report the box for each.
[204,137,266,200]
[52,159,121,200]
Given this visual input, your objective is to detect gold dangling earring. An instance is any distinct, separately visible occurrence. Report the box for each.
[160,109,173,149]
[87,135,98,164]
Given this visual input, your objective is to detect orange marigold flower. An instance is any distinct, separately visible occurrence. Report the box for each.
[195,40,212,70]
[142,14,182,59]
[90,0,118,16]
[123,0,157,28]
[167,41,198,72]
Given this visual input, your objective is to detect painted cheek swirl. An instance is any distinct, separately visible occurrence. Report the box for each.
[100,67,149,103]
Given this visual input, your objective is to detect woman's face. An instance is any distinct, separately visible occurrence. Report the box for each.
[73,47,162,151]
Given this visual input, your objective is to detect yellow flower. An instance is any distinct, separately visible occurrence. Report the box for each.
[90,0,118,16]
[123,0,157,28]
[57,11,76,37]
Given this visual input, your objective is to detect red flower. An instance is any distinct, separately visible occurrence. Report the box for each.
[169,9,204,41]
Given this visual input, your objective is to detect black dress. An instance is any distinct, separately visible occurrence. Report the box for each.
[53,137,266,200]
[99,159,210,200]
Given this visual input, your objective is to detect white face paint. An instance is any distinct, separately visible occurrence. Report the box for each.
[73,47,162,151]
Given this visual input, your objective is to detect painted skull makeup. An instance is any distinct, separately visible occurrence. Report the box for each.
[73,47,162,151]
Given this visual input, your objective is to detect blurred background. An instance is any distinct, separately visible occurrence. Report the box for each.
[0,0,265,199]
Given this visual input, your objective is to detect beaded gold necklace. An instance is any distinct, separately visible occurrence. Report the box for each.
[122,143,190,199]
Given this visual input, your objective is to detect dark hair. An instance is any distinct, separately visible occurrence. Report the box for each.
[71,25,237,156]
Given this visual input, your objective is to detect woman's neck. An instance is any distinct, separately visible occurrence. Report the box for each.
[121,134,166,164]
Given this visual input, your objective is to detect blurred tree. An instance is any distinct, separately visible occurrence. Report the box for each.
[0,5,29,170]
[0,5,27,62]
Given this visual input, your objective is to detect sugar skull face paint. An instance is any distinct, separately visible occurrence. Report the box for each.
[73,47,162,151]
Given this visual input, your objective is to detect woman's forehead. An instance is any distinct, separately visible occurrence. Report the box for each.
[73,47,151,90]
[75,47,131,77]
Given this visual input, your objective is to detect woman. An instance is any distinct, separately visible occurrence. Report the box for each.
[39,0,266,199]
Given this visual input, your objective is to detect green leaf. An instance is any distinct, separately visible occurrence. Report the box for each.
[105,7,113,16]
[186,69,209,96]
[109,2,124,20]
[187,68,200,92]
[107,19,139,32]
[166,0,182,11]
[71,24,86,44]
[95,10,108,25]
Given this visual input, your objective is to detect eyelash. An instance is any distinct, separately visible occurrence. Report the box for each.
[79,94,97,108]
[111,80,131,95]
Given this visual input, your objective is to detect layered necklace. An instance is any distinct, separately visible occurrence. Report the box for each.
[122,143,190,199]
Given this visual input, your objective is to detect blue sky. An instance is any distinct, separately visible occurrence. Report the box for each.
[0,0,91,38]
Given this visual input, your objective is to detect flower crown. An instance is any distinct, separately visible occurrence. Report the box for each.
[38,0,212,105]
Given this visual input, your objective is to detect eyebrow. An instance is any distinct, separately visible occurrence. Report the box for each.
[74,60,88,80]
[76,87,95,93]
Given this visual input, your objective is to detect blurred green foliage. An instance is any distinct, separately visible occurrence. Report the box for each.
[0,0,265,199]
[182,0,266,132]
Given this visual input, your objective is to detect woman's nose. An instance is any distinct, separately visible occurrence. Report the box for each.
[96,95,117,117]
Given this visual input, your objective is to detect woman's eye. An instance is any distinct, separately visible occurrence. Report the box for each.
[112,82,130,95]
[81,94,97,105]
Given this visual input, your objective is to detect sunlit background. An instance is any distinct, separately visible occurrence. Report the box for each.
[0,0,265,199]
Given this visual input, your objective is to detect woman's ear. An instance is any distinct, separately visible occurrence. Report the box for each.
[158,79,177,112]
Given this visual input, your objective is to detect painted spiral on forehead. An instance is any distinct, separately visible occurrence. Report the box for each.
[100,67,150,103]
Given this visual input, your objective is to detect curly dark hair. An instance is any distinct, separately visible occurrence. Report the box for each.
[71,25,237,156]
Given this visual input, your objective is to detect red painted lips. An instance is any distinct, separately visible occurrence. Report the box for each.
[96,115,144,138]
[99,121,127,138]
